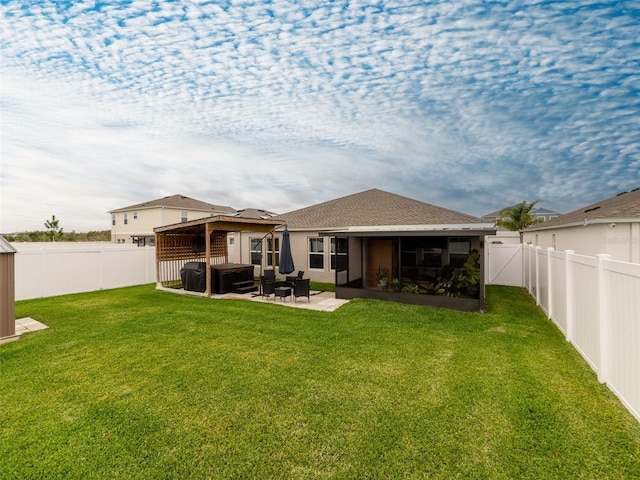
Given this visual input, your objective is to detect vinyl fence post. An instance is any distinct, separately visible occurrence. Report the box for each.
[596,253,612,384]
[535,246,541,306]
[527,245,533,294]
[565,250,575,343]
[547,247,554,320]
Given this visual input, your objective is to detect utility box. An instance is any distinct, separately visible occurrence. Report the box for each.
[0,236,17,339]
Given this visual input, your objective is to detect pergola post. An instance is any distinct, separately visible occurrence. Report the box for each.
[205,223,212,296]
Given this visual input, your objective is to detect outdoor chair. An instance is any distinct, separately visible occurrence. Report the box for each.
[286,270,305,283]
[260,270,281,297]
[263,270,275,281]
[293,278,310,303]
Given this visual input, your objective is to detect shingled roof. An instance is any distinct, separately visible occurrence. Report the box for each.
[109,194,235,214]
[525,187,640,231]
[277,189,486,229]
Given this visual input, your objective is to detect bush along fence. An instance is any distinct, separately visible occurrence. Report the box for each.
[12,243,156,301]
[520,244,640,423]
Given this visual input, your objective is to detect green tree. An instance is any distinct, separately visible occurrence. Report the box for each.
[44,215,63,242]
[496,200,544,242]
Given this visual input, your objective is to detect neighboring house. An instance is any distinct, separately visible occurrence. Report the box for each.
[522,187,640,263]
[233,189,495,311]
[482,205,562,224]
[109,194,236,245]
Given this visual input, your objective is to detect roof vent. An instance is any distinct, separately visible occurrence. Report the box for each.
[584,206,601,213]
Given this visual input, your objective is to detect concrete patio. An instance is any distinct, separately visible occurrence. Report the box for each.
[157,286,350,312]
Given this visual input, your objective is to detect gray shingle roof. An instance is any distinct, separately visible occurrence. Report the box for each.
[232,208,279,220]
[277,189,485,229]
[526,187,640,230]
[109,194,236,214]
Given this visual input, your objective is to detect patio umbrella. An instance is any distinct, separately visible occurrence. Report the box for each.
[278,228,295,275]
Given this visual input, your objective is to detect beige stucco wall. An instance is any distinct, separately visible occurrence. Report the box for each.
[230,230,487,285]
[229,230,339,283]
[522,222,640,263]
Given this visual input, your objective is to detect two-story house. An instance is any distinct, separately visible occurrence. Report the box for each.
[109,194,236,245]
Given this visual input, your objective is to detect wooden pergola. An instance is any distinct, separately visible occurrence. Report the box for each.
[154,215,285,296]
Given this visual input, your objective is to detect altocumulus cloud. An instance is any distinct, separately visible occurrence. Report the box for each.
[1,0,639,231]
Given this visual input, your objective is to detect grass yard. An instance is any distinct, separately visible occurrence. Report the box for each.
[2,285,639,479]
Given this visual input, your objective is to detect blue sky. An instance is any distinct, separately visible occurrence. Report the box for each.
[1,0,639,232]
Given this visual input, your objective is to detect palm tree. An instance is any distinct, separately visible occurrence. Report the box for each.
[496,200,544,242]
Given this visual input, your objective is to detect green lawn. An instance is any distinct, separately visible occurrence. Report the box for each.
[2,285,639,479]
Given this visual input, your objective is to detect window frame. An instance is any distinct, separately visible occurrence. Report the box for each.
[249,238,262,266]
[308,237,325,270]
[330,237,348,271]
[266,237,280,267]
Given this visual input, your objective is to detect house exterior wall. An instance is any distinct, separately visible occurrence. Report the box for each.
[230,229,491,287]
[111,208,216,244]
[522,222,640,263]
[230,230,340,283]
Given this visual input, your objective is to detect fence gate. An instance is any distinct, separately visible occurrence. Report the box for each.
[487,243,523,286]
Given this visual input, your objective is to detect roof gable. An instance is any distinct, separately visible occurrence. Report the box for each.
[526,187,640,230]
[232,208,279,220]
[278,189,485,229]
[110,194,235,214]
[482,205,561,220]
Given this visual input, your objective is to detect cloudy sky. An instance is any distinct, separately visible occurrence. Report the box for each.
[1,1,639,233]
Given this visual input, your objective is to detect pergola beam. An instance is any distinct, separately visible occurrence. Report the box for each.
[153,215,286,294]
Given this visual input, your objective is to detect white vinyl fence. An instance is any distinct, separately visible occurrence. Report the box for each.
[488,242,640,423]
[13,243,156,301]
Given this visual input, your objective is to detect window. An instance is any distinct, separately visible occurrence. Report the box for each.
[266,237,280,267]
[309,237,324,269]
[250,238,262,265]
[400,237,446,281]
[229,237,235,246]
[111,214,115,226]
[448,237,471,268]
[133,211,138,220]
[123,213,128,225]
[330,237,348,271]
[181,211,188,223]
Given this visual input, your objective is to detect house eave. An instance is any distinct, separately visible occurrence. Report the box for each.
[320,224,496,237]
[109,205,234,214]
[525,218,640,232]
